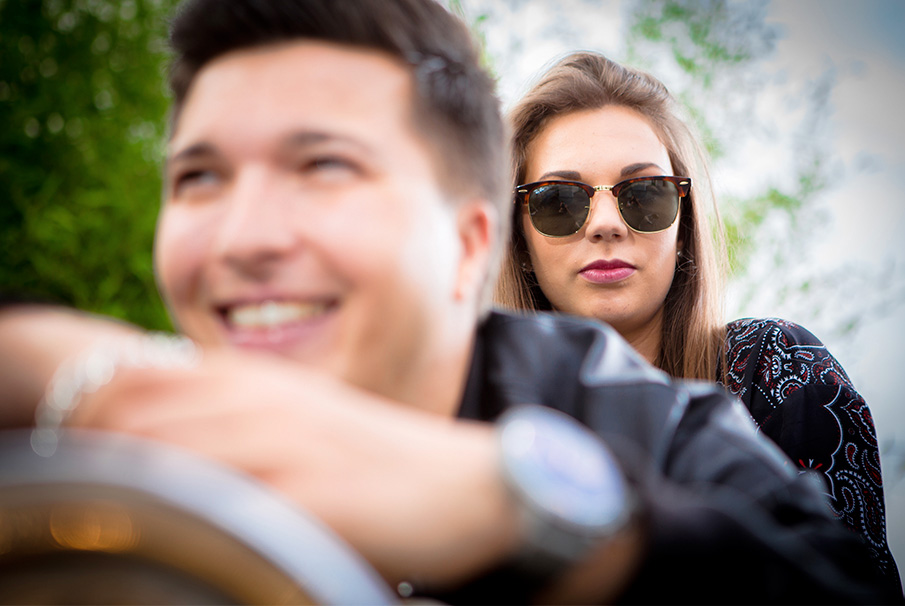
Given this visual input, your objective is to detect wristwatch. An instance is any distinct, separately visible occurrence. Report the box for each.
[496,404,634,580]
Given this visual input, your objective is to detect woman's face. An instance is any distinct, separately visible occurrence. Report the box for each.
[521,105,681,345]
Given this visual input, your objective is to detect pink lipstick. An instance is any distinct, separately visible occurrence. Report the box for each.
[579,259,636,284]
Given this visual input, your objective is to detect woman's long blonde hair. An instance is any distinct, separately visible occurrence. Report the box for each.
[495,51,728,381]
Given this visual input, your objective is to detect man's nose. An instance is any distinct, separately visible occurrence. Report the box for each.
[212,168,297,275]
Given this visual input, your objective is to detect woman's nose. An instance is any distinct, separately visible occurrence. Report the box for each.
[583,191,628,241]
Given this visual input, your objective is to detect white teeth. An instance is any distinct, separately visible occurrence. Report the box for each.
[228,300,327,328]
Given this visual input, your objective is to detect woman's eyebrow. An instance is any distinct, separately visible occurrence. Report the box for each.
[536,169,582,181]
[536,163,667,183]
[620,162,665,178]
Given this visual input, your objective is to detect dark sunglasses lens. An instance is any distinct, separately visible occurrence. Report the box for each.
[527,184,590,237]
[617,179,680,232]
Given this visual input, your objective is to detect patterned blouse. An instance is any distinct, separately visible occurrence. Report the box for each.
[721,318,900,588]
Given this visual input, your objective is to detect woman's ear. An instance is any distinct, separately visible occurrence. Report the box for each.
[453,199,497,304]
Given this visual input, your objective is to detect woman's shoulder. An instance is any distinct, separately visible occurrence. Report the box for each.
[722,317,857,396]
[724,318,834,374]
[725,317,823,348]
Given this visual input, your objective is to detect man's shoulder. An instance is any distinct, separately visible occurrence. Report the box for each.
[483,309,667,383]
[477,312,769,475]
[483,308,612,337]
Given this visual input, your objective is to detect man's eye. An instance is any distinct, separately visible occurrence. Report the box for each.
[314,157,349,170]
[304,156,360,178]
[172,169,220,195]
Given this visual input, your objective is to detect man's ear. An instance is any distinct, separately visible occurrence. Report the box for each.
[453,199,497,303]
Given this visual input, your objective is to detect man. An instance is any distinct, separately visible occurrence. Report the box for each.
[0,0,896,602]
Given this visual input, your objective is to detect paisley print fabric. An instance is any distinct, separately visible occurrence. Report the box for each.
[722,318,900,587]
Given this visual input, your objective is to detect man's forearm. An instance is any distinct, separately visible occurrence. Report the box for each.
[0,305,143,427]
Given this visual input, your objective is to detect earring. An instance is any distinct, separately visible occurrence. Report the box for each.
[676,249,696,274]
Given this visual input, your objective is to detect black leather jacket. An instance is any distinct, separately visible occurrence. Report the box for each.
[455,311,900,604]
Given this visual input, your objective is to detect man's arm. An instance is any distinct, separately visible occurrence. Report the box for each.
[0,305,141,427]
[66,344,646,600]
[618,383,899,604]
[0,305,645,601]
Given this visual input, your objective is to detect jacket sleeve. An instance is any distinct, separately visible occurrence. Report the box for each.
[614,381,901,604]
[463,313,901,603]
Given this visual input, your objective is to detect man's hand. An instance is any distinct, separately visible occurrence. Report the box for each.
[67,347,520,588]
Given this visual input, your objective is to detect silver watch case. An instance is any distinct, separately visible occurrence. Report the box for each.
[497,404,632,574]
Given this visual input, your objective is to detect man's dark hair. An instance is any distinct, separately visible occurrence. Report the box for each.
[167,0,508,213]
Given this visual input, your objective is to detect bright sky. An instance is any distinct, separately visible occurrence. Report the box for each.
[460,0,905,572]
[770,0,905,571]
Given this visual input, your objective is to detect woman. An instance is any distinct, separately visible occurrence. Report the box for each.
[495,50,900,585]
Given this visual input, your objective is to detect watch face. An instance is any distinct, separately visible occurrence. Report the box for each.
[500,406,628,533]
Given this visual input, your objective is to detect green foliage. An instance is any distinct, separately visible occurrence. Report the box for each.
[676,90,722,159]
[625,0,778,169]
[623,0,832,285]
[723,188,794,275]
[447,0,496,77]
[0,0,178,330]
[628,0,768,84]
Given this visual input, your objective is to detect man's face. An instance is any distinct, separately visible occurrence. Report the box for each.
[155,42,486,404]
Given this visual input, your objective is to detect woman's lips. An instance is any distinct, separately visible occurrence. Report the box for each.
[579,259,636,284]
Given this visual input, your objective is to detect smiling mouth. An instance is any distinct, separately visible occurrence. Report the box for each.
[225,300,331,329]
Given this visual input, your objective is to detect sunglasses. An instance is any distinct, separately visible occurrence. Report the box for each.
[515,175,691,237]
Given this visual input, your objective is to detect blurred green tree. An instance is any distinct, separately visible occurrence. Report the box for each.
[621,0,872,338]
[624,0,831,279]
[1,0,178,330]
